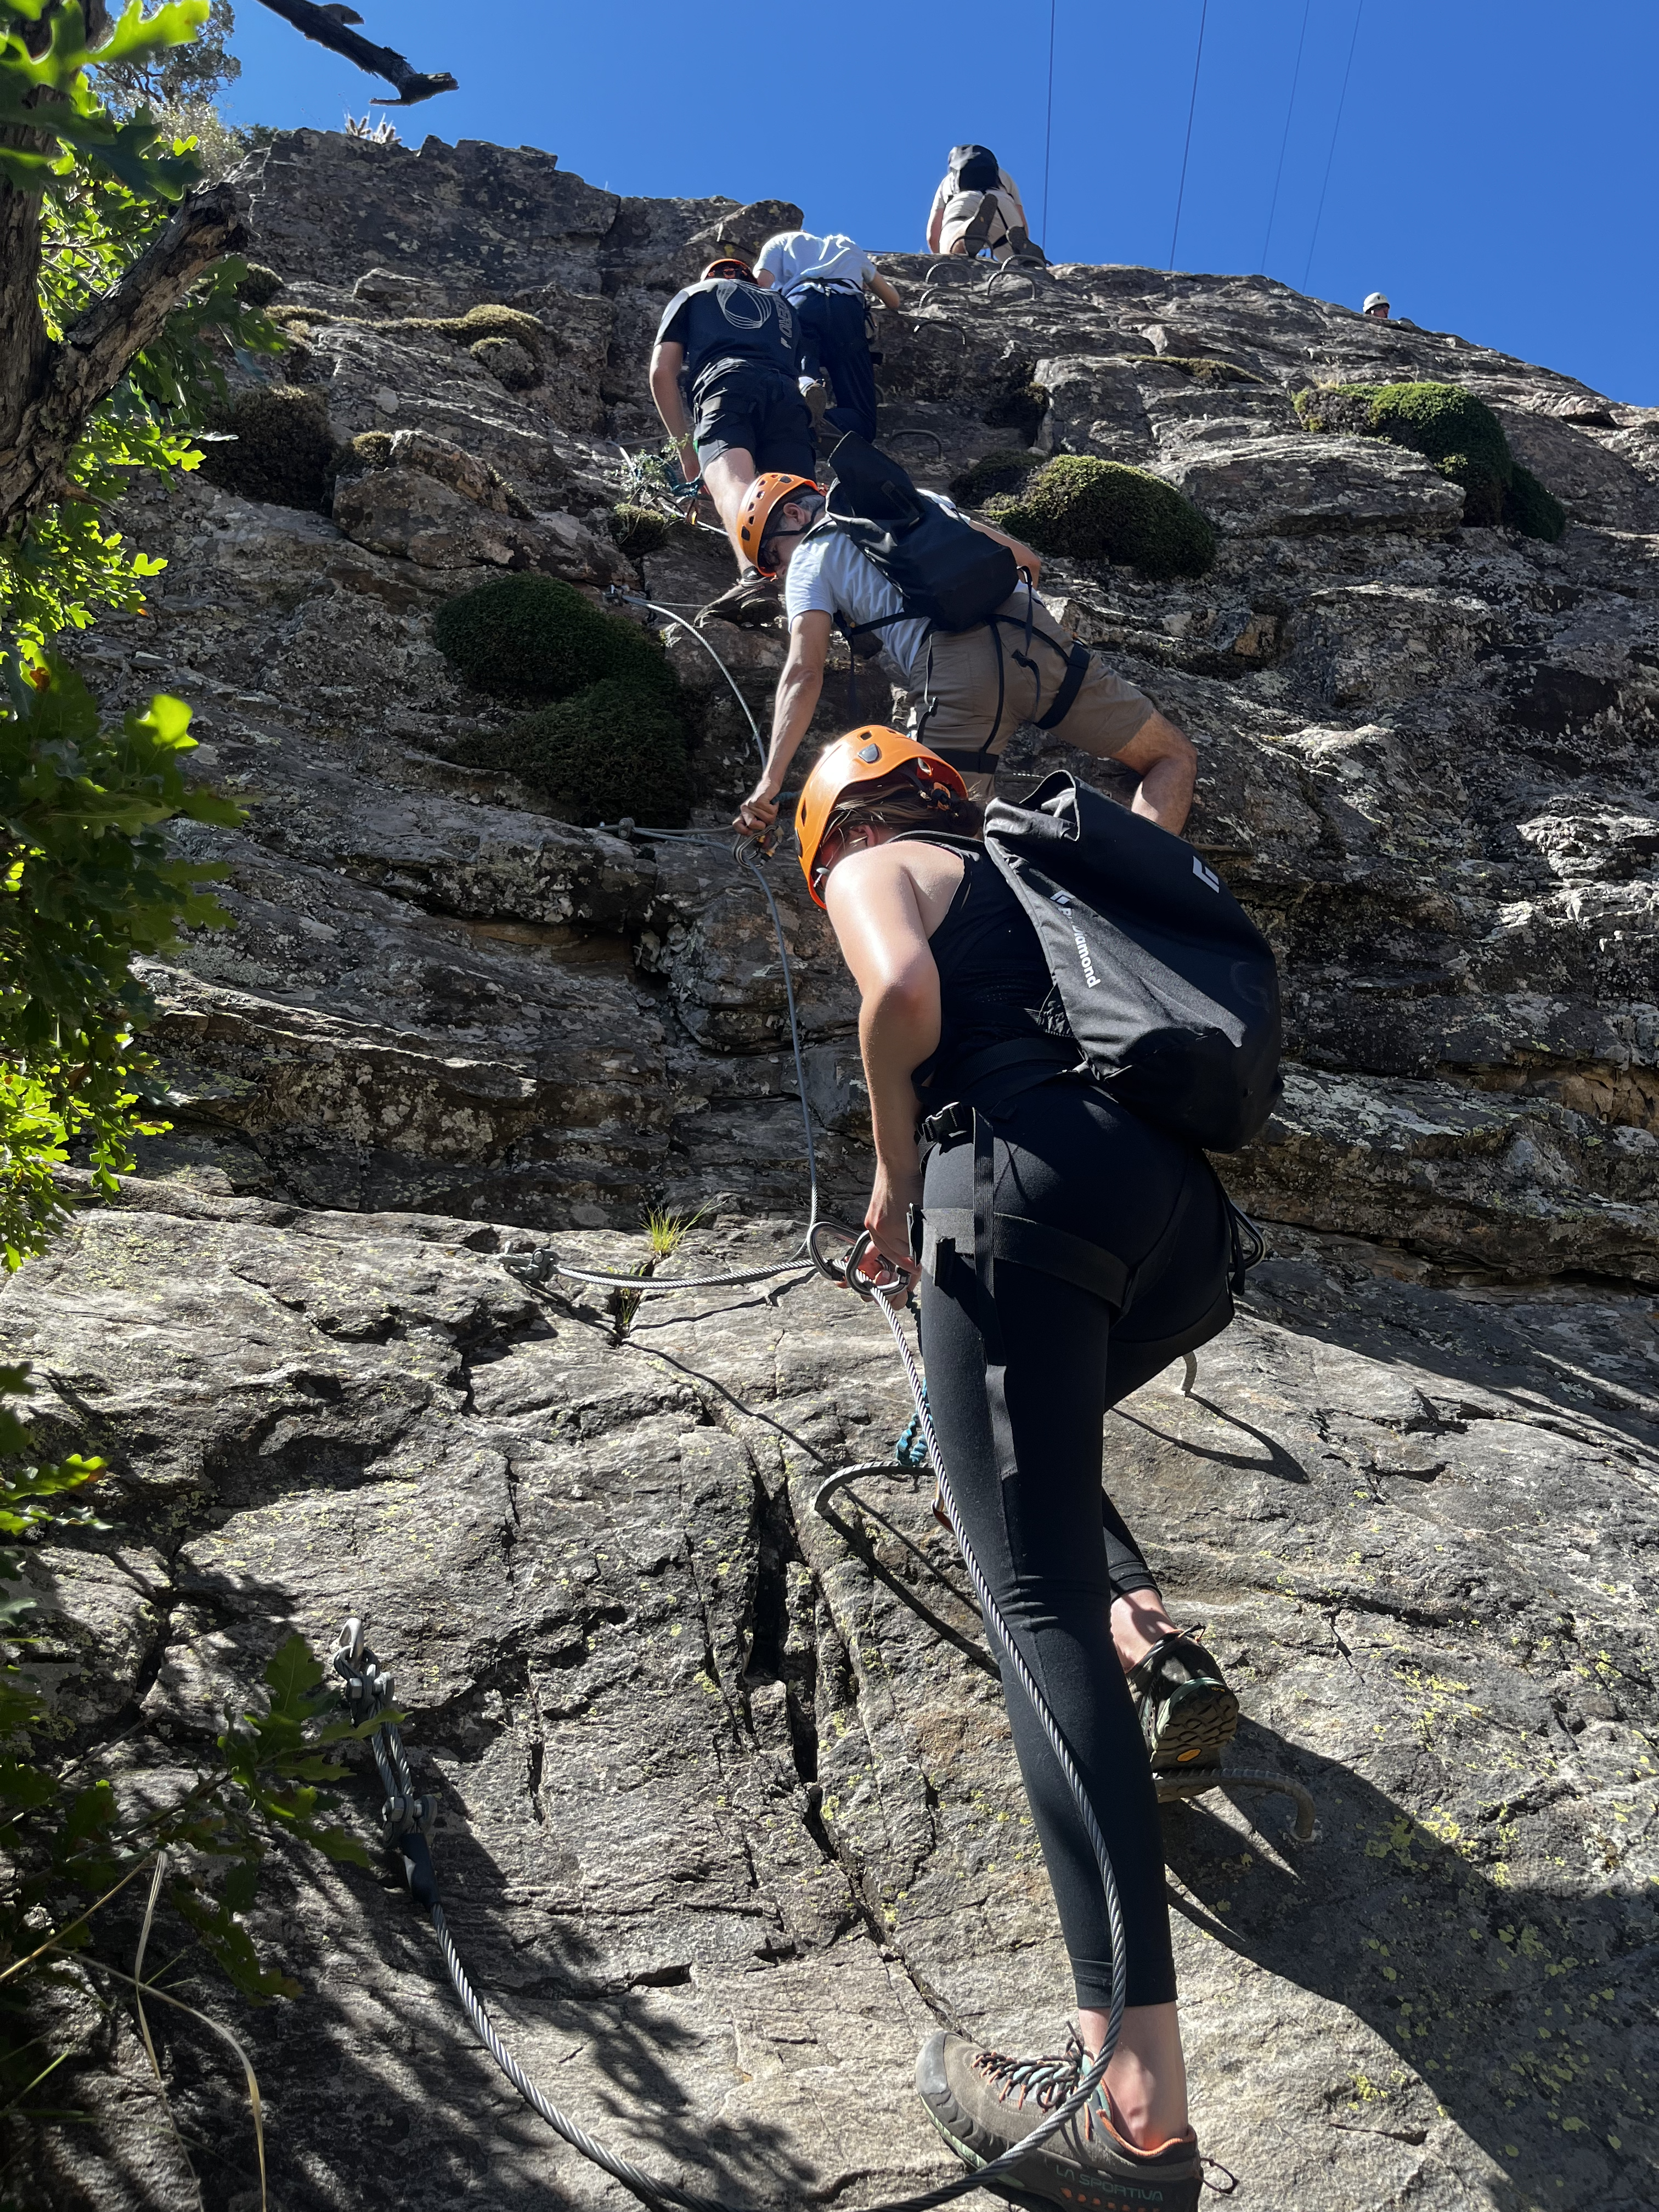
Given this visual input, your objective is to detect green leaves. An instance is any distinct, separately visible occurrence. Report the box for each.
[0,2,208,196]
[0,656,243,1265]
[217,1633,376,1874]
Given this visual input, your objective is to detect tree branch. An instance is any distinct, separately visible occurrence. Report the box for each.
[253,0,459,105]
[0,180,247,539]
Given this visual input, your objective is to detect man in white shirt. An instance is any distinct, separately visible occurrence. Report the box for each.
[754,229,902,445]
[729,475,1194,838]
[926,144,1044,264]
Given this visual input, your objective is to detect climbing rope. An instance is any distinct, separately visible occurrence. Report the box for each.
[1168,0,1210,273]
[1301,0,1367,291]
[1258,0,1312,274]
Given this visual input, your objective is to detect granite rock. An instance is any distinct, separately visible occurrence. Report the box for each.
[5,128,1658,2212]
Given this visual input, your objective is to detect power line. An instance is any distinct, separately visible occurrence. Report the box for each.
[1040,0,1057,252]
[1167,0,1210,273]
[1302,0,1365,292]
[1259,0,1311,274]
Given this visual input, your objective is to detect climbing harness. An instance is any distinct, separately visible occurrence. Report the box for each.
[337,808,1316,2207]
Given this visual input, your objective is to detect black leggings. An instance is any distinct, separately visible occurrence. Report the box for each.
[917,1080,1234,2010]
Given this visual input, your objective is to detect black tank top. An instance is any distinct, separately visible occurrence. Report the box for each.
[912,846,1062,1097]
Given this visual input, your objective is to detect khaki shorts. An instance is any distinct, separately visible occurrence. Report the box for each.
[904,593,1153,799]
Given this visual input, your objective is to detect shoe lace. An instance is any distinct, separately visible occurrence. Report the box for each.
[972,2028,1087,2113]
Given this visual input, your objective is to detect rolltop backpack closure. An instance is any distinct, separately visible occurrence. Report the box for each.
[980,774,1283,1152]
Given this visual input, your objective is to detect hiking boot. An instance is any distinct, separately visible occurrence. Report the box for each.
[916,2028,1203,2212]
[1126,1630,1238,1773]
[701,567,781,627]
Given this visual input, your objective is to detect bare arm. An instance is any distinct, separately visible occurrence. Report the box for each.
[1110,710,1198,834]
[966,513,1042,584]
[648,341,699,477]
[926,199,945,253]
[734,611,831,832]
[754,267,776,288]
[866,270,902,311]
[824,848,940,1274]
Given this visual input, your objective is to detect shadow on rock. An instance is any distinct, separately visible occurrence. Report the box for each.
[1163,1720,1656,2211]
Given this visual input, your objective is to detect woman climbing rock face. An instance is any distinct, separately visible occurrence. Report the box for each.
[800,729,1243,2212]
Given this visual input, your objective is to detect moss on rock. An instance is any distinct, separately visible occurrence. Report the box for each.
[470,335,538,389]
[433,573,677,703]
[1504,461,1567,543]
[949,449,1040,507]
[991,455,1215,578]
[457,679,693,826]
[610,504,672,557]
[1295,379,1562,537]
[1156,357,1263,386]
[235,262,284,307]
[340,429,394,476]
[196,384,338,511]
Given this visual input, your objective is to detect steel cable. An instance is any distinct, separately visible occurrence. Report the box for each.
[352,1263,1130,2212]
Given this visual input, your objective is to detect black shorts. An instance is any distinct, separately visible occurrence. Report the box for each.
[692,362,815,476]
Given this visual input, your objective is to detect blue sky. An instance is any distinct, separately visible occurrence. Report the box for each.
[222,1,1659,405]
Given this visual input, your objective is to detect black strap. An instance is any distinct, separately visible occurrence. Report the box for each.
[1035,640,1092,730]
[922,1206,1132,1312]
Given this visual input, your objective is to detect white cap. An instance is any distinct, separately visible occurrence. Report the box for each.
[1363,291,1389,313]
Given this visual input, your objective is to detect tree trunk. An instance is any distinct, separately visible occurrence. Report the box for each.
[0,180,248,538]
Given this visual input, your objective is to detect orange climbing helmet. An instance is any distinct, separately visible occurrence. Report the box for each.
[702,256,754,281]
[795,728,970,907]
[737,471,822,574]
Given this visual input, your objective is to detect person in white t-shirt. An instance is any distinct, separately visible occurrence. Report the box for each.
[754,229,901,444]
[729,473,1193,838]
[926,144,1045,264]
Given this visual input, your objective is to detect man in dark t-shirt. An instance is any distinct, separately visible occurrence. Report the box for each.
[649,256,815,623]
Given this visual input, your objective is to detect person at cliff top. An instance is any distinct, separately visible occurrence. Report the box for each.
[753,227,902,446]
[799,725,1240,2212]
[648,256,812,625]
[1363,290,1390,320]
[729,473,1195,839]
[927,143,1046,264]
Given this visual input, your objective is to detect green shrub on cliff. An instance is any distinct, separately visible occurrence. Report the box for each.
[458,679,693,826]
[1504,461,1567,544]
[196,383,339,511]
[991,455,1215,578]
[1295,379,1564,538]
[434,574,676,703]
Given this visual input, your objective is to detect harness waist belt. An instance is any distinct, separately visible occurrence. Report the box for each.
[923,1035,1079,1117]
[921,1207,1132,1313]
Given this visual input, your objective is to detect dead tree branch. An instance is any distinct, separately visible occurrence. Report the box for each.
[253,0,459,105]
[0,180,247,537]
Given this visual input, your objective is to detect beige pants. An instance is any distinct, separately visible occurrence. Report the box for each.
[904,594,1153,799]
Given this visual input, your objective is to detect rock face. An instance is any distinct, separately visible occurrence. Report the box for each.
[4,131,1656,2212]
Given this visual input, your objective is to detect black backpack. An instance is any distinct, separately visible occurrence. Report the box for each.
[811,432,1017,634]
[980,774,1282,1152]
[949,144,1002,195]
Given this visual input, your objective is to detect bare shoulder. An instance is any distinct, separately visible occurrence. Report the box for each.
[825,839,965,933]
